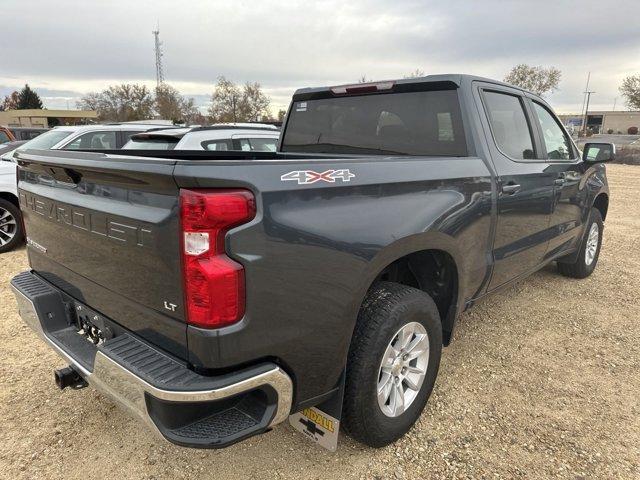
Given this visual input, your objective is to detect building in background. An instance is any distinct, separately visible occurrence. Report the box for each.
[0,109,97,128]
[559,111,640,134]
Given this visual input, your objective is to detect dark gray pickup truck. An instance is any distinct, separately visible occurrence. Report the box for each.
[11,74,612,450]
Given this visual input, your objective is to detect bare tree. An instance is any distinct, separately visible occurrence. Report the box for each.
[208,76,242,123]
[619,75,640,110]
[208,77,271,123]
[155,84,199,124]
[277,109,287,122]
[504,64,561,96]
[75,92,102,112]
[1,91,20,111]
[239,82,270,122]
[77,84,154,122]
[404,69,425,79]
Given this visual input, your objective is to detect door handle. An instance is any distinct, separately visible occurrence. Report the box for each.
[554,178,565,186]
[501,183,521,195]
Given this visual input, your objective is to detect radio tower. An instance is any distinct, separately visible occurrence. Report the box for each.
[152,25,165,87]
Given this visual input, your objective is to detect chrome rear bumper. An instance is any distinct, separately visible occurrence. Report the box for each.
[11,271,293,448]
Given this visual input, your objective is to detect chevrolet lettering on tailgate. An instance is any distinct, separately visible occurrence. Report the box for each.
[19,192,153,247]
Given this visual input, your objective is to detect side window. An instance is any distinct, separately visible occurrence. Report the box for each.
[237,139,252,151]
[0,131,10,143]
[202,139,233,151]
[532,102,573,160]
[247,137,278,152]
[483,91,535,160]
[63,131,117,150]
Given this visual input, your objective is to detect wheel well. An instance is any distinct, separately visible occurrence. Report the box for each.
[0,192,19,209]
[373,249,459,345]
[593,193,608,221]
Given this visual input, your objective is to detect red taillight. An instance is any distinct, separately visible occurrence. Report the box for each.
[180,189,256,329]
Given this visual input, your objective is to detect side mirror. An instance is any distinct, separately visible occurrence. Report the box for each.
[582,142,615,163]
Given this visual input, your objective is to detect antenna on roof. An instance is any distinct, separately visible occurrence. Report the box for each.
[152,23,165,88]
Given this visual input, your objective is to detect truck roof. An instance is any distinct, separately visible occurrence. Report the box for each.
[293,74,531,100]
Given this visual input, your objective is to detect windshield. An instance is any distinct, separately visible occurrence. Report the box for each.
[122,138,178,150]
[282,89,467,156]
[22,130,73,150]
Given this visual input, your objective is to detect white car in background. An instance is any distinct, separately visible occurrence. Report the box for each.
[122,124,280,151]
[0,144,24,252]
[0,122,170,253]
[24,123,174,151]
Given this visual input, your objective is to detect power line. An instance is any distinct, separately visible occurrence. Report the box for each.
[152,25,165,88]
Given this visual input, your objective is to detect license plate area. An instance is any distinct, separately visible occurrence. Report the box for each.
[72,303,114,345]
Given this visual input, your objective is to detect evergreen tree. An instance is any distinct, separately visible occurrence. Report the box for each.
[17,84,44,109]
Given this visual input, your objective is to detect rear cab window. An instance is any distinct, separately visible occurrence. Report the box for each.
[281,86,467,156]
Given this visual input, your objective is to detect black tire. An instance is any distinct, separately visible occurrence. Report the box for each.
[557,207,603,279]
[0,198,24,253]
[342,282,443,447]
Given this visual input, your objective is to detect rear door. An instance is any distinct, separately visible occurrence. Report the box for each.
[475,84,557,289]
[16,150,187,358]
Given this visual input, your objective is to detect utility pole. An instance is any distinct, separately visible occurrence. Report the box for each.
[152,24,165,88]
[580,72,591,122]
[612,97,617,111]
[582,91,595,136]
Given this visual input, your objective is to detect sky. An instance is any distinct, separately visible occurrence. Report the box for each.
[2,0,639,115]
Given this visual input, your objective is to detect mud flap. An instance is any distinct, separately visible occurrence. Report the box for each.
[288,371,345,452]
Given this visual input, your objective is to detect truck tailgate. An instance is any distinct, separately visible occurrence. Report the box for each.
[16,150,187,358]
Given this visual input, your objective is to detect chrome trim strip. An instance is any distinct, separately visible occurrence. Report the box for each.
[11,282,293,440]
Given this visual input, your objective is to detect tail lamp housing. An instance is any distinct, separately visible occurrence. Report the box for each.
[180,189,256,329]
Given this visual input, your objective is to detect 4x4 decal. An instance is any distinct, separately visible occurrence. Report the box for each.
[280,169,355,185]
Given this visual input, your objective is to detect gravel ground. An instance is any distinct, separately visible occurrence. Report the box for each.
[0,164,638,480]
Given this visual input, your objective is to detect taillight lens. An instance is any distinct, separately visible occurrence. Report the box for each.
[180,189,256,329]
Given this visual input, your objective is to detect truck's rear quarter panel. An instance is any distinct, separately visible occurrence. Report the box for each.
[174,156,493,404]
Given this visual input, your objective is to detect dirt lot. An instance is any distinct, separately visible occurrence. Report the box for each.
[0,165,638,480]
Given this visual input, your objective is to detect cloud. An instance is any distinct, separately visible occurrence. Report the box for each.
[2,0,638,114]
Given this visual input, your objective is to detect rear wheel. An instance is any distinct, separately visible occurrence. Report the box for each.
[557,207,603,279]
[0,199,23,253]
[342,282,442,447]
